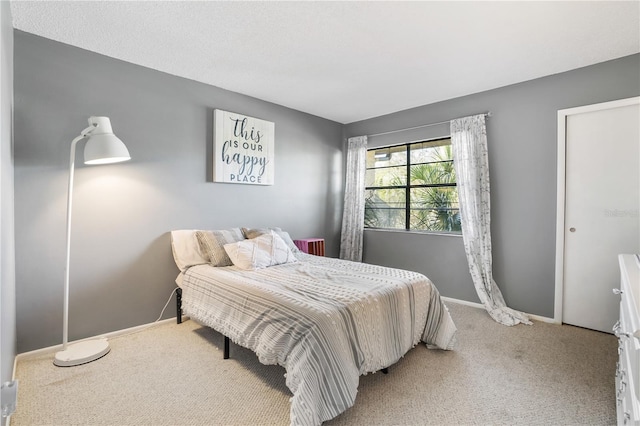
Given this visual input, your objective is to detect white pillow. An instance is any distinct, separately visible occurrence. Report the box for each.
[170,230,208,271]
[224,231,297,270]
[242,227,301,253]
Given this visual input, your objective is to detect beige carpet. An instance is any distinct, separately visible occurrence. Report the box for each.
[11,302,617,425]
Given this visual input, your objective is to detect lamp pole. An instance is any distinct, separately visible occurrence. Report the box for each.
[61,125,95,351]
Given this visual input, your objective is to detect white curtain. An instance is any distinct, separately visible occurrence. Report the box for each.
[340,135,367,262]
[450,115,531,326]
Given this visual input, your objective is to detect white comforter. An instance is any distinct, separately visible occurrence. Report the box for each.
[180,254,456,425]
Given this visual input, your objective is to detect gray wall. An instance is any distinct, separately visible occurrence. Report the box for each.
[14,31,344,353]
[345,54,640,318]
[1,0,16,385]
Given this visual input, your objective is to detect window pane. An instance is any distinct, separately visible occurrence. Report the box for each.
[366,145,407,187]
[409,187,461,232]
[410,139,453,163]
[365,165,407,187]
[365,189,405,229]
[366,145,407,168]
[410,140,456,185]
[409,162,456,185]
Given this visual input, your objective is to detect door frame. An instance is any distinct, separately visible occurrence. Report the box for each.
[554,96,640,324]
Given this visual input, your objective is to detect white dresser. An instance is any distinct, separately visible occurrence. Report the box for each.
[615,254,640,425]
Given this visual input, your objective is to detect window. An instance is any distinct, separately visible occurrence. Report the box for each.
[364,137,461,233]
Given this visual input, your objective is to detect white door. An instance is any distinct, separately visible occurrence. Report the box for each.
[557,97,640,333]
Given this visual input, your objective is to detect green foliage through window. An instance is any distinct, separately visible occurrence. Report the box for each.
[364,138,461,233]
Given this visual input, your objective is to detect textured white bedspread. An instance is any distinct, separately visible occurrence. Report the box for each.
[181,254,456,425]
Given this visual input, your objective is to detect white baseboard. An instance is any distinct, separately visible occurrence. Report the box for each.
[14,316,184,362]
[441,296,484,309]
[441,296,557,324]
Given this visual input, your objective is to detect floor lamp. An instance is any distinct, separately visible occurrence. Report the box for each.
[53,116,131,367]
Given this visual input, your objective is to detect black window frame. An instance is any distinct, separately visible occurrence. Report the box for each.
[364,137,460,233]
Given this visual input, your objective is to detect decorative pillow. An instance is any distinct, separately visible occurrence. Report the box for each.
[242,227,301,253]
[195,228,245,267]
[224,231,298,270]
[170,230,209,271]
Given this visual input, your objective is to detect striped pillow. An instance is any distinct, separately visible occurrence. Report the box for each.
[195,228,245,267]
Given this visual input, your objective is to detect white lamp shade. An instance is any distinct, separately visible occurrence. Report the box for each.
[83,117,131,165]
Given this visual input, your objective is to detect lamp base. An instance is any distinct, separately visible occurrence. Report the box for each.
[53,338,110,367]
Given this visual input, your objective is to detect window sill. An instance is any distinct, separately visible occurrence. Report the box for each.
[364,228,463,238]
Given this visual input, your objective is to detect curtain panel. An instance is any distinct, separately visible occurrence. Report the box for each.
[339,136,367,262]
[450,115,531,326]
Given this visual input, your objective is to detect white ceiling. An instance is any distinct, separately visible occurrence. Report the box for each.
[10,1,640,124]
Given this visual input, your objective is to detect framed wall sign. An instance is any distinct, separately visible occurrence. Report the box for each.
[213,109,275,185]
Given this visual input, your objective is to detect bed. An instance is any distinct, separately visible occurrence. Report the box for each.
[171,228,457,426]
